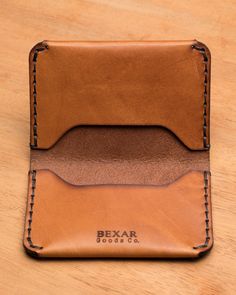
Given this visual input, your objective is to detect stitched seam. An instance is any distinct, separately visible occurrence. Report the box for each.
[31,44,48,148]
[193,171,210,249]
[192,44,210,150]
[27,170,43,250]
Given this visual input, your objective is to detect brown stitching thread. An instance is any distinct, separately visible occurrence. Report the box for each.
[27,170,43,249]
[30,44,48,148]
[193,171,210,249]
[192,44,210,150]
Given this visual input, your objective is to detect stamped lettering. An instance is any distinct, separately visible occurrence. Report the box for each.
[96,230,139,243]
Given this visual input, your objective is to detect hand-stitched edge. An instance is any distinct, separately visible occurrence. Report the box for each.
[193,171,211,250]
[26,170,43,250]
[30,42,48,149]
[192,43,210,150]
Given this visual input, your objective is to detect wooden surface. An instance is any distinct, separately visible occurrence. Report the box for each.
[0,1,235,294]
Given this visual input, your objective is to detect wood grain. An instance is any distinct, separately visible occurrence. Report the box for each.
[0,0,235,294]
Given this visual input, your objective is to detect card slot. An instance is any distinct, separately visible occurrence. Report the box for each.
[30,40,210,150]
[23,170,213,258]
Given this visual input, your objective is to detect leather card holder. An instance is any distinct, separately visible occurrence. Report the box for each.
[23,40,213,258]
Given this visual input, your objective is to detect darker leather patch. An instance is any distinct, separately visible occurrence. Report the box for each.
[31,126,209,186]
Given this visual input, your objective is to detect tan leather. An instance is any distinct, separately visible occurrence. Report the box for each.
[29,40,210,150]
[24,40,213,258]
[24,170,212,258]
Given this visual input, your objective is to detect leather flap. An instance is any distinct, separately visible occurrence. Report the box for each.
[29,40,210,150]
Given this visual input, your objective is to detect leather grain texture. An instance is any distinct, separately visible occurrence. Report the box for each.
[24,40,213,258]
[31,127,209,186]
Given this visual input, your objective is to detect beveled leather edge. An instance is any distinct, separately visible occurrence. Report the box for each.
[31,125,207,152]
[29,40,211,151]
[29,167,208,188]
[23,169,213,258]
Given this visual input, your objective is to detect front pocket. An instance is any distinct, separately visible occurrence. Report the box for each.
[24,170,213,258]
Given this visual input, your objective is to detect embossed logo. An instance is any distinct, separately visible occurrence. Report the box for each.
[96,230,140,243]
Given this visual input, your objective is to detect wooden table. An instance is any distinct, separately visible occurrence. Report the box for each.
[0,1,235,294]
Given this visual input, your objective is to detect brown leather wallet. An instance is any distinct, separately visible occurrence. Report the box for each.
[23,40,213,258]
